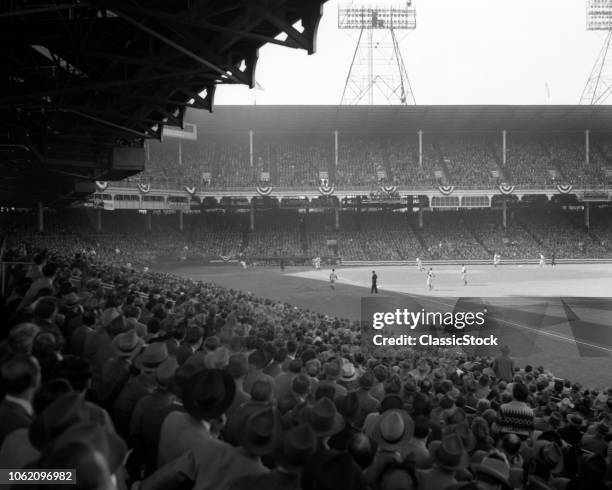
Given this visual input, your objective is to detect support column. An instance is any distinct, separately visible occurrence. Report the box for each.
[334,130,339,167]
[334,207,340,230]
[96,207,102,232]
[502,199,507,229]
[418,208,423,229]
[585,129,590,165]
[249,130,254,167]
[502,130,507,166]
[418,130,423,168]
[37,202,44,233]
[250,199,255,232]
[178,209,184,232]
[584,202,590,230]
[146,212,152,232]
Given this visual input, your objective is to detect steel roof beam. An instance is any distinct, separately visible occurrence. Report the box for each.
[0,3,92,19]
[111,9,244,84]
[0,68,206,104]
[115,5,298,50]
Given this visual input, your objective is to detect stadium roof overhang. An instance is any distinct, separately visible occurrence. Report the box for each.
[0,0,327,205]
[187,105,612,134]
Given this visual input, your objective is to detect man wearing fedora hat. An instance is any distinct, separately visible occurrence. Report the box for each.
[418,434,470,489]
[113,342,169,438]
[243,349,274,395]
[0,355,40,447]
[273,359,303,401]
[580,419,610,456]
[353,372,380,428]
[96,330,144,407]
[557,413,585,448]
[36,420,127,490]
[368,409,415,463]
[157,368,235,467]
[224,379,274,446]
[128,358,179,477]
[175,325,204,365]
[525,439,564,489]
[470,450,511,490]
[301,397,344,449]
[314,360,348,401]
[228,424,317,490]
[225,354,251,420]
[327,392,362,451]
[140,407,275,490]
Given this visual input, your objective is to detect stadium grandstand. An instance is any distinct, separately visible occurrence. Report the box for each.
[56,105,612,265]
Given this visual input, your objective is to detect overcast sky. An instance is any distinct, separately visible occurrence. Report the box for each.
[213,0,606,105]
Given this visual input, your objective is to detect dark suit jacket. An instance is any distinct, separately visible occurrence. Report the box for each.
[128,391,179,475]
[113,373,156,439]
[175,344,196,366]
[0,398,32,447]
[95,357,132,408]
[354,389,380,428]
[141,440,267,490]
[228,470,300,490]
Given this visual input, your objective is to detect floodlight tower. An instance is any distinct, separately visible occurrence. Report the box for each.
[580,0,612,104]
[338,3,416,105]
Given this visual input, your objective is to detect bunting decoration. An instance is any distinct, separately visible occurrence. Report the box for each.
[95,181,108,191]
[256,185,273,197]
[137,183,151,194]
[556,184,573,194]
[381,185,398,194]
[498,184,515,195]
[438,185,455,195]
[318,183,335,196]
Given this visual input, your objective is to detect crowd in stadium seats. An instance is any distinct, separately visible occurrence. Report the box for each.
[543,136,606,186]
[513,209,609,259]
[461,211,541,260]
[0,229,611,490]
[3,206,612,264]
[244,232,304,258]
[497,136,553,187]
[437,136,495,187]
[418,213,489,260]
[123,132,612,190]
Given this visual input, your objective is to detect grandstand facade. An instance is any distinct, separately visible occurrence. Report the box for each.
[51,105,607,264]
[103,105,612,193]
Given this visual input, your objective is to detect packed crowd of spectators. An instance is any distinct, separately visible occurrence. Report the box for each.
[437,136,495,187]
[123,131,612,190]
[3,205,612,264]
[0,233,611,490]
[498,136,553,187]
[244,232,304,258]
[418,213,489,260]
[513,208,610,259]
[542,136,606,186]
[463,211,541,260]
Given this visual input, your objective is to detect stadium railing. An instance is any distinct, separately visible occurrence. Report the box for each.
[105,182,612,192]
[341,258,612,266]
